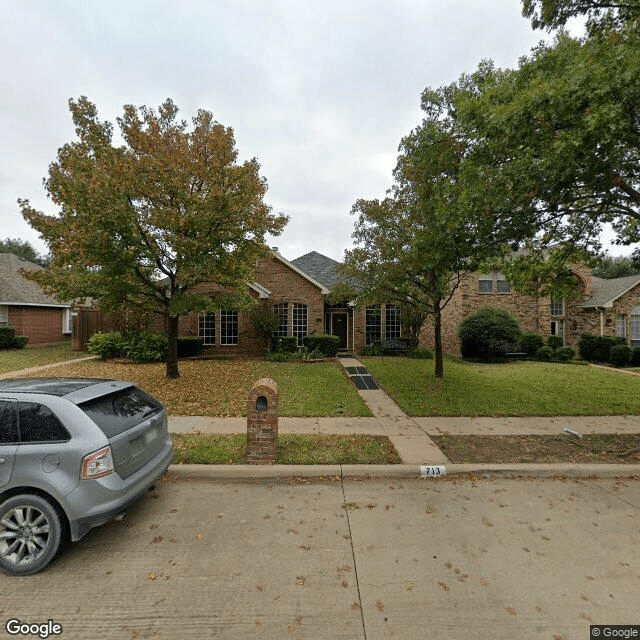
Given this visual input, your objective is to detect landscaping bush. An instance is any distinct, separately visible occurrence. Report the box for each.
[126,331,168,363]
[271,336,298,352]
[265,346,323,362]
[11,336,28,349]
[536,346,554,361]
[177,336,204,358]
[579,334,627,362]
[87,331,128,360]
[361,342,384,356]
[547,335,564,350]
[458,307,521,361]
[519,333,544,357]
[409,346,434,359]
[303,334,340,357]
[0,327,27,349]
[555,346,575,362]
[610,344,632,367]
[632,347,640,367]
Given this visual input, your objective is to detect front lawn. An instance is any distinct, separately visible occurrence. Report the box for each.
[0,341,87,374]
[362,357,640,416]
[172,433,401,464]
[28,359,371,417]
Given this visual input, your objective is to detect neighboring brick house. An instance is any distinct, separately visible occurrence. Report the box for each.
[421,264,640,355]
[0,253,72,345]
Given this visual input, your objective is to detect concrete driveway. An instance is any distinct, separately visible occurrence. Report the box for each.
[1,474,638,640]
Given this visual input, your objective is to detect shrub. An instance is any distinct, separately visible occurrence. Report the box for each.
[361,342,384,356]
[536,346,554,361]
[610,344,632,367]
[265,346,322,362]
[271,336,298,352]
[87,331,127,360]
[458,307,521,361]
[631,347,640,367]
[579,334,627,362]
[126,331,168,363]
[409,346,434,359]
[0,327,17,349]
[555,346,575,362]
[303,334,340,357]
[519,333,544,357]
[177,336,204,358]
[11,336,28,349]
[547,335,564,350]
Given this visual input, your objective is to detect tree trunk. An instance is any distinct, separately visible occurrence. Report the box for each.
[434,305,444,379]
[166,315,180,379]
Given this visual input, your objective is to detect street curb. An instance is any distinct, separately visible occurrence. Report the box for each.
[166,462,640,481]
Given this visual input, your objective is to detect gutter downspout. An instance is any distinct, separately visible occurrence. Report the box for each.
[596,307,605,336]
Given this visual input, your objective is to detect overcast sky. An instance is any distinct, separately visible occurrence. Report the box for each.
[2,0,629,263]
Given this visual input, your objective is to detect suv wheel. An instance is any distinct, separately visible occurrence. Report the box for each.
[0,494,66,576]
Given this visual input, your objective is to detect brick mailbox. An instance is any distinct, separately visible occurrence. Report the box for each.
[246,378,279,464]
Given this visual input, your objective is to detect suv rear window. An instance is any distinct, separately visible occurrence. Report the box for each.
[79,388,162,438]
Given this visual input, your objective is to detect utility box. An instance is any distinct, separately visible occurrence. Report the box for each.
[246,378,279,464]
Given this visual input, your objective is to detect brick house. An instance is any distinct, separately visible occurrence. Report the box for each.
[421,264,640,355]
[156,249,403,357]
[0,253,72,345]
[74,247,640,357]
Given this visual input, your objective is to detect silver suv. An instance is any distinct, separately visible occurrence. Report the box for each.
[0,378,173,575]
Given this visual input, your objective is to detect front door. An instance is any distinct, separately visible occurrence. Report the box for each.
[332,313,348,350]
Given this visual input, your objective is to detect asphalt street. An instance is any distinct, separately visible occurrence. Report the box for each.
[1,473,638,640]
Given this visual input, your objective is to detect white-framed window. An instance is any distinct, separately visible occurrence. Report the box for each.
[631,305,640,349]
[478,274,493,294]
[385,305,401,341]
[62,308,73,334]
[365,306,381,345]
[292,304,307,346]
[0,306,8,327]
[550,319,564,338]
[199,313,216,345]
[550,298,564,317]
[616,314,627,338]
[273,303,288,337]
[496,273,511,293]
[220,310,238,345]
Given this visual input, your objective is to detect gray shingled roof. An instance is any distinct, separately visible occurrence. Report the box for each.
[290,251,344,289]
[0,253,67,307]
[582,273,640,308]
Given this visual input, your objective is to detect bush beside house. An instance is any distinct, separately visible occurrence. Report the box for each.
[458,307,521,361]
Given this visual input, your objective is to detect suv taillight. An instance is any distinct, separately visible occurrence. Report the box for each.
[81,446,114,479]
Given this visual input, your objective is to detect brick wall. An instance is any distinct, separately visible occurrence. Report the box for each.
[8,306,67,345]
[419,266,595,355]
[178,255,326,358]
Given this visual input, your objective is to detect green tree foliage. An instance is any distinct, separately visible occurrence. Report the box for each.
[340,84,508,378]
[592,252,640,278]
[522,0,639,31]
[455,11,640,255]
[20,97,287,378]
[0,238,48,267]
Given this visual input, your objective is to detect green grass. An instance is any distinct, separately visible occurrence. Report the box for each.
[171,433,402,464]
[0,342,88,374]
[362,357,640,416]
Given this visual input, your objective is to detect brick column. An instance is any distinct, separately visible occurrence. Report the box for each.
[246,378,279,464]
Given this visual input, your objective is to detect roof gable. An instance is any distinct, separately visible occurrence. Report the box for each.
[272,250,330,293]
[582,273,640,308]
[290,251,343,290]
[0,253,67,307]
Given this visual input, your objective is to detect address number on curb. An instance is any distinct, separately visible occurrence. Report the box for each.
[420,465,446,477]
